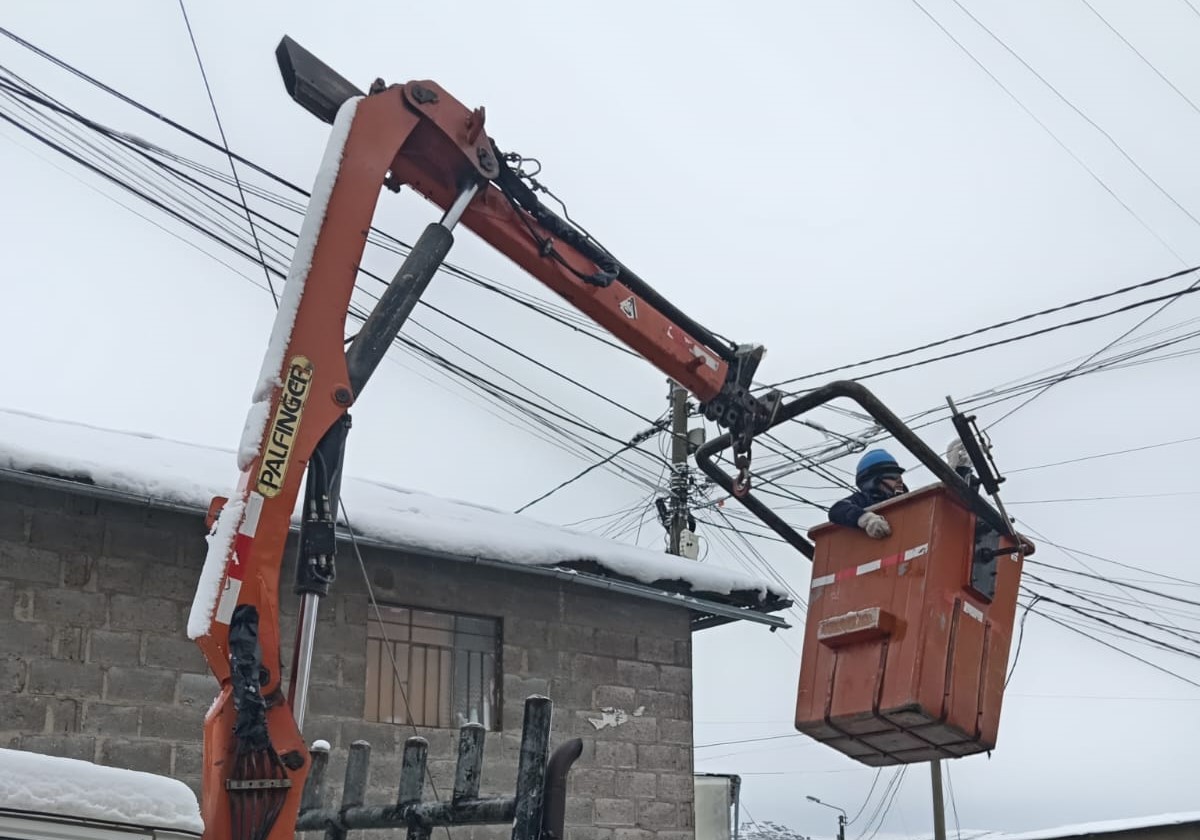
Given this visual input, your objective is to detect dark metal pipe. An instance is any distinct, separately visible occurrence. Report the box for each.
[296,796,516,832]
[323,740,370,840]
[511,696,552,840]
[300,742,330,813]
[695,380,1028,554]
[540,738,583,840]
[342,741,371,809]
[397,736,428,807]
[345,222,455,397]
[453,723,486,803]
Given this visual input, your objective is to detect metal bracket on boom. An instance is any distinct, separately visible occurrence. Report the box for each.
[694,380,1035,559]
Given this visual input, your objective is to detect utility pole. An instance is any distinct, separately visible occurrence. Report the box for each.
[667,379,690,556]
[930,761,947,840]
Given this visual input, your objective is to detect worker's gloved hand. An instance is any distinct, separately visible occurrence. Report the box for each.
[946,438,971,472]
[857,512,891,539]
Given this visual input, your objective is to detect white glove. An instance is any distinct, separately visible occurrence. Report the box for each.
[857,512,891,539]
[946,438,971,472]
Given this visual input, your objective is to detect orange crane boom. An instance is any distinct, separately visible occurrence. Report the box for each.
[189,36,1029,839]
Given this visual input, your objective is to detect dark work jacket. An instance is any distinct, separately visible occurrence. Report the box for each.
[828,487,891,529]
[829,467,972,529]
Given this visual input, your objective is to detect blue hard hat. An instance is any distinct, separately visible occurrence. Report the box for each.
[855,449,904,487]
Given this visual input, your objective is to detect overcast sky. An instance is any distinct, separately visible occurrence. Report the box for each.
[2,1,1199,837]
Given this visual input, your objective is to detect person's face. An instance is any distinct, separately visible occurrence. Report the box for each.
[878,474,907,497]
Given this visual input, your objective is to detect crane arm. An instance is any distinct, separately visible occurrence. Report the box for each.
[189,37,780,840]
[282,37,778,431]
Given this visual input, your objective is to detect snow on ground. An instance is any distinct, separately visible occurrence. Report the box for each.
[0,407,784,603]
[0,747,203,833]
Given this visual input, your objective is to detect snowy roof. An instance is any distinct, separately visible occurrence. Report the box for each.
[989,812,1200,840]
[911,812,1200,840]
[0,748,203,833]
[0,408,788,612]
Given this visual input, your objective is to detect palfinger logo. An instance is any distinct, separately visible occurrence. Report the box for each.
[256,356,314,497]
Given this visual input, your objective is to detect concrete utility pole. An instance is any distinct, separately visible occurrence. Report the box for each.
[667,379,690,556]
[931,761,947,840]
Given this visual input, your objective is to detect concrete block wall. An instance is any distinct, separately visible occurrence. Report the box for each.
[0,477,695,840]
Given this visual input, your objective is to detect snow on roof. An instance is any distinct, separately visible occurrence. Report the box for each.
[0,748,203,833]
[0,408,786,606]
[987,812,1200,840]
[904,812,1200,840]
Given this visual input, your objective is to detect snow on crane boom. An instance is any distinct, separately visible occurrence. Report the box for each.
[188,36,1032,840]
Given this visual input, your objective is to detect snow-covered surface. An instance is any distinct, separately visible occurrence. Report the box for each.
[987,812,1200,839]
[0,748,203,833]
[237,94,361,471]
[0,408,785,606]
[188,491,245,639]
[903,812,1200,840]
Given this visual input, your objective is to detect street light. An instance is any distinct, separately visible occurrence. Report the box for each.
[805,795,847,840]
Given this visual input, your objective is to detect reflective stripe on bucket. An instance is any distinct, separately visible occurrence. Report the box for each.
[810,543,929,590]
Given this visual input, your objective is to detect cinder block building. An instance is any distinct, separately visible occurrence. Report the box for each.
[0,408,789,840]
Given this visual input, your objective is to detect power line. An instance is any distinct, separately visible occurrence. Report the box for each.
[339,500,454,840]
[1020,535,1200,588]
[0,44,636,355]
[855,767,907,840]
[1024,559,1200,608]
[175,0,277,306]
[1017,515,1200,657]
[913,326,1200,431]
[987,273,1200,426]
[847,769,883,825]
[9,34,1200,506]
[945,762,962,840]
[0,77,677,498]
[513,421,665,514]
[1008,490,1200,504]
[1005,596,1041,688]
[906,0,1187,263]
[767,264,1199,390]
[1007,434,1200,474]
[694,733,802,750]
[1024,575,1200,650]
[1032,608,1200,689]
[945,0,1200,235]
[1076,0,1200,118]
[413,297,657,425]
[835,283,1200,387]
[712,508,808,605]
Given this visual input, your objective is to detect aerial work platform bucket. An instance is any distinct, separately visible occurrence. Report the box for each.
[693,380,1032,765]
[795,483,1026,766]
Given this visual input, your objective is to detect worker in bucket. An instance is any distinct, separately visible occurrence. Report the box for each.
[829,442,972,539]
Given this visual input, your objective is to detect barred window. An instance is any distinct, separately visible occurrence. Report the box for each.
[364,605,500,729]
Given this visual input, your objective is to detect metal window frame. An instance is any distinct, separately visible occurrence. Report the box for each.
[364,601,502,730]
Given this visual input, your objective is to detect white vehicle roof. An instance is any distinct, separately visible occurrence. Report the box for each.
[0,748,203,836]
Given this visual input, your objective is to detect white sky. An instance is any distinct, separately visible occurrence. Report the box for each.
[2,1,1199,837]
